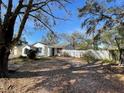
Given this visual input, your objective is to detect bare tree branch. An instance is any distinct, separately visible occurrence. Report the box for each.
[1,0,7,9]
[40,8,67,21]
[28,13,55,35]
[11,0,24,20]
[29,0,53,12]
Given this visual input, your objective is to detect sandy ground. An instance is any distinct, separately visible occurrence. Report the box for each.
[0,57,124,93]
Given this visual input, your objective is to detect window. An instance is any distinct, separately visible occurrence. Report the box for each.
[36,48,42,53]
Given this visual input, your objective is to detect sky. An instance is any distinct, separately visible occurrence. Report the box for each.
[22,0,84,44]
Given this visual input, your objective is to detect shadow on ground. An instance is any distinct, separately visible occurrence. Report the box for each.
[4,58,124,93]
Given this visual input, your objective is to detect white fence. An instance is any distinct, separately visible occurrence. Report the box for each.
[61,49,112,60]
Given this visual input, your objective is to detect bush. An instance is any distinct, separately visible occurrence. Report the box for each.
[27,49,36,59]
[101,59,117,65]
[82,52,98,63]
[63,52,70,57]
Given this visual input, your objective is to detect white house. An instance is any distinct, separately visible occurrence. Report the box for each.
[9,42,65,58]
[32,42,64,57]
[33,42,49,57]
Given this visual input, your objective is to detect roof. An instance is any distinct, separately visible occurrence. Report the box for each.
[64,44,75,50]
[50,43,68,48]
[32,42,68,48]
[31,42,47,46]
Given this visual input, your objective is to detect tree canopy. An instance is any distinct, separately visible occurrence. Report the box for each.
[79,0,124,49]
[60,31,85,49]
[79,0,124,36]
[0,0,71,47]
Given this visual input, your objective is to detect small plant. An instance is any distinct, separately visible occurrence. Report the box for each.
[63,52,70,57]
[101,59,117,65]
[82,52,98,63]
[27,49,37,59]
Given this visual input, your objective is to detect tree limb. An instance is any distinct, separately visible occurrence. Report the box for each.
[28,13,55,35]
[12,0,33,46]
[3,0,13,26]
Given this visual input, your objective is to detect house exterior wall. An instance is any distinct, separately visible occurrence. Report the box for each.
[9,46,22,58]
[48,47,52,56]
[44,45,48,56]
[9,45,31,59]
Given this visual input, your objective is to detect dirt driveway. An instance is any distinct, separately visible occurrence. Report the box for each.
[0,57,124,93]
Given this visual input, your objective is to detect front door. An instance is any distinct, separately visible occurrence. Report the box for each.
[52,48,55,56]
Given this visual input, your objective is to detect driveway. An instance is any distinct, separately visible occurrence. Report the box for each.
[0,57,124,93]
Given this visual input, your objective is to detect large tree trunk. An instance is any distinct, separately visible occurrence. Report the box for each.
[0,46,10,77]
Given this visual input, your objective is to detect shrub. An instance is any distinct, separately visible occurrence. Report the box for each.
[63,52,70,57]
[27,49,36,59]
[101,59,117,65]
[82,52,98,63]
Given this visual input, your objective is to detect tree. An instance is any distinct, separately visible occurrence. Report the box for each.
[41,32,59,45]
[0,0,71,75]
[79,38,94,49]
[61,31,84,49]
[79,0,124,34]
[98,29,118,48]
[114,26,124,64]
[79,0,124,63]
